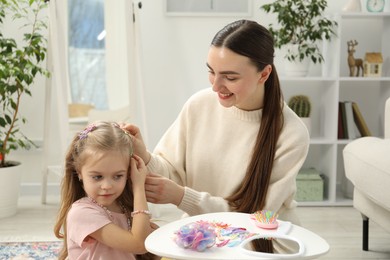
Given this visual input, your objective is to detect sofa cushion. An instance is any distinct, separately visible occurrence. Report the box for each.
[344,137,390,211]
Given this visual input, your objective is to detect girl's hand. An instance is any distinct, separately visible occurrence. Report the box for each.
[129,154,147,187]
[144,173,185,206]
[122,124,151,164]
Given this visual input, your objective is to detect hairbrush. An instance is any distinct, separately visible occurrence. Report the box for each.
[251,210,279,229]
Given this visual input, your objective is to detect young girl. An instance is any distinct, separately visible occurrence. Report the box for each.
[54,121,159,260]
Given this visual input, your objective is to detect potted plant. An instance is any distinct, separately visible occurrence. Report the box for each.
[0,0,49,218]
[288,95,312,135]
[261,0,338,77]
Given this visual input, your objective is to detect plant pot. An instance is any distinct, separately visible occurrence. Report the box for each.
[284,58,310,77]
[284,44,310,77]
[0,161,22,218]
[300,117,312,136]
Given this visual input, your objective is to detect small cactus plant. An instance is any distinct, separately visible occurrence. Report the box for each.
[288,95,311,117]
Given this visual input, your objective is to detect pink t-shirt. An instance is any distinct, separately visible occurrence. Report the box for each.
[66,197,136,260]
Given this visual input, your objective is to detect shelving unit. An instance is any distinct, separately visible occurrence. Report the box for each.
[281,12,390,206]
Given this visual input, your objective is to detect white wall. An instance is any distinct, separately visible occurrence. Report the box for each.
[9,0,354,194]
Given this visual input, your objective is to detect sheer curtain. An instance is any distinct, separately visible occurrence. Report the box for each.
[43,0,70,168]
[41,0,70,203]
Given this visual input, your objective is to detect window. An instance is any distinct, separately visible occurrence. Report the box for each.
[68,0,108,109]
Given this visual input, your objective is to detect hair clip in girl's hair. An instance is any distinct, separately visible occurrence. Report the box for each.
[112,123,132,139]
[112,123,133,156]
[78,124,97,140]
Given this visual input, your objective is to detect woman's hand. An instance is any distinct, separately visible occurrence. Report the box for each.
[129,155,147,187]
[145,173,185,206]
[123,124,151,164]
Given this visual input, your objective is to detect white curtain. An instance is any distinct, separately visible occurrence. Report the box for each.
[42,0,70,169]
[104,0,148,145]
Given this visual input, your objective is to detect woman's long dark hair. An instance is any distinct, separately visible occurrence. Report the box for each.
[212,20,284,253]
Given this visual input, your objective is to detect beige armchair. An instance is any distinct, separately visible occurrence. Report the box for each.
[343,97,390,251]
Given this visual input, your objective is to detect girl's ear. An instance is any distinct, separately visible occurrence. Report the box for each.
[258,64,272,84]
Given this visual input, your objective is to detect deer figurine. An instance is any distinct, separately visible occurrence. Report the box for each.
[347,40,363,77]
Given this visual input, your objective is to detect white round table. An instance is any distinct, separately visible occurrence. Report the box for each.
[146,212,329,260]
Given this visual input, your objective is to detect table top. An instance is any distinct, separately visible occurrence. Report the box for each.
[146,212,329,260]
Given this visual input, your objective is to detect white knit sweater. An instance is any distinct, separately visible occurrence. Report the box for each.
[147,88,309,223]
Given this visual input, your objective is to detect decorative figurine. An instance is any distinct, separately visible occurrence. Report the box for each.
[347,40,364,77]
[363,52,383,77]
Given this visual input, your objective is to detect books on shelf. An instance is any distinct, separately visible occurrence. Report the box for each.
[352,102,372,137]
[338,101,371,139]
[345,101,358,139]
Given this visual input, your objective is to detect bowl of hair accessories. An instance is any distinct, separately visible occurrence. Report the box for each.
[251,210,279,229]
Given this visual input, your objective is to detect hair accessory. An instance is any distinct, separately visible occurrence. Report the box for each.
[112,122,131,136]
[78,124,97,140]
[112,122,133,156]
[174,220,255,252]
[251,210,279,229]
[174,221,216,252]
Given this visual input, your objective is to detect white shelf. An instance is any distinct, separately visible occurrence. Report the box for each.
[280,77,337,82]
[339,77,390,81]
[341,12,390,18]
[286,12,390,206]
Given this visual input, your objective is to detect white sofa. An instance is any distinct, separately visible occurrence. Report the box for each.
[343,97,390,251]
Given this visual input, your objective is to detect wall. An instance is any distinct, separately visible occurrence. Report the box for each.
[8,0,356,195]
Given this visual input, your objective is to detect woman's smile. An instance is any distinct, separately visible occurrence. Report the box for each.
[218,92,233,99]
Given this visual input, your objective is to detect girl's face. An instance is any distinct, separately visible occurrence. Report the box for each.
[78,150,129,210]
[207,46,271,111]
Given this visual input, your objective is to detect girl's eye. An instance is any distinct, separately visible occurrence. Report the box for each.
[114,174,124,180]
[92,175,102,180]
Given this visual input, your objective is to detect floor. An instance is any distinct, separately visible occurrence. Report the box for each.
[0,196,389,259]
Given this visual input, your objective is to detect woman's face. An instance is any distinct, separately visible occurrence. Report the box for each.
[207,46,271,111]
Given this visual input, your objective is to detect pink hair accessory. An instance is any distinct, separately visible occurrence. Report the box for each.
[174,220,216,252]
[251,210,279,230]
[78,124,97,140]
[173,220,256,252]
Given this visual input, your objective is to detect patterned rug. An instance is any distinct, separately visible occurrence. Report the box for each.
[0,241,62,260]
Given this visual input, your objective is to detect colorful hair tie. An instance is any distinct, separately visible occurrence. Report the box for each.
[174,221,216,252]
[174,220,255,252]
[78,124,97,140]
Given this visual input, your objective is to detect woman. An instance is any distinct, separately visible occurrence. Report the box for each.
[126,19,309,253]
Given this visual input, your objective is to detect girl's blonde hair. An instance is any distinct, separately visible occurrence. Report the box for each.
[54,121,134,260]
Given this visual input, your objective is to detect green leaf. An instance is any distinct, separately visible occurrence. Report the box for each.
[0,0,49,159]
